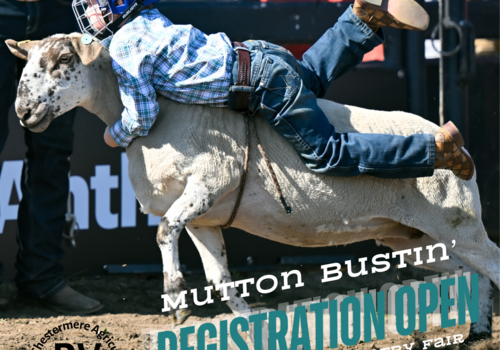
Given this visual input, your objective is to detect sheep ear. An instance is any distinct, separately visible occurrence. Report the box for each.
[5,39,39,61]
[71,36,104,66]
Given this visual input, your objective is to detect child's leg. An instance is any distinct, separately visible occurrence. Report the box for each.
[297,0,430,98]
[250,56,434,179]
[297,5,383,98]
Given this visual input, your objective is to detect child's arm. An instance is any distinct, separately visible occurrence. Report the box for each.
[104,126,119,147]
[107,39,159,148]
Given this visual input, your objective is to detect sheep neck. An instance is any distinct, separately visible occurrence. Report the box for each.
[82,53,124,128]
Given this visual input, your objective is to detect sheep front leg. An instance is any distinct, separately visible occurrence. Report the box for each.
[185,224,252,317]
[157,180,217,324]
[157,217,191,324]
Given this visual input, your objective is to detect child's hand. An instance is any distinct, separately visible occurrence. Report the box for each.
[104,126,119,148]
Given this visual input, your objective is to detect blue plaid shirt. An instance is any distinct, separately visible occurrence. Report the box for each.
[101,9,234,147]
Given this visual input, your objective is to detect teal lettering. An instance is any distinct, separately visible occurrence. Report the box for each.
[441,278,457,328]
[220,320,228,350]
[230,317,249,350]
[396,286,416,336]
[197,323,217,350]
[290,306,311,350]
[458,274,479,325]
[329,300,338,349]
[418,282,438,333]
[364,291,385,342]
[158,331,177,350]
[269,310,288,350]
[180,326,195,350]
[341,296,361,346]
[310,301,328,350]
[249,312,268,350]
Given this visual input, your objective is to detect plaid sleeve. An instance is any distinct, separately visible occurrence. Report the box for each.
[109,39,160,148]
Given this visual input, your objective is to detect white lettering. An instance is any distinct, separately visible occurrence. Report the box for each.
[371,253,391,273]
[90,165,118,229]
[413,246,423,265]
[234,278,255,297]
[321,262,342,283]
[215,281,235,301]
[452,334,464,344]
[346,257,369,277]
[392,249,413,268]
[434,338,445,347]
[422,339,433,349]
[281,270,304,290]
[1,157,168,233]
[0,160,23,233]
[426,243,450,263]
[445,336,452,345]
[70,175,89,230]
[120,153,136,227]
[161,291,188,312]
[191,286,214,306]
[256,275,278,294]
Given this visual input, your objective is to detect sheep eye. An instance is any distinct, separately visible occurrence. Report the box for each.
[59,54,72,63]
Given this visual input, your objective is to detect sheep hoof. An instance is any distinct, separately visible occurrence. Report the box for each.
[169,308,192,325]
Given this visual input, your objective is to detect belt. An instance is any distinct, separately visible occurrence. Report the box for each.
[231,42,251,113]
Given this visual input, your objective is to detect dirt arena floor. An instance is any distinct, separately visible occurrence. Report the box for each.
[0,263,498,350]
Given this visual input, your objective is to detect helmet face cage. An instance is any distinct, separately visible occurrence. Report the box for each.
[72,0,116,41]
[73,0,155,41]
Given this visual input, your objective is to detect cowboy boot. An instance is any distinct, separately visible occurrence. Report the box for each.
[434,121,475,181]
[353,0,430,32]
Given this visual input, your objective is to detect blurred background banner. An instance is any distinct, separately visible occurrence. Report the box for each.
[0,0,498,279]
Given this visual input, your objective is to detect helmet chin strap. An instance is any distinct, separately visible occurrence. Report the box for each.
[96,0,144,40]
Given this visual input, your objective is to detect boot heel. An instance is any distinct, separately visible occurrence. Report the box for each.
[362,0,383,6]
[354,0,429,31]
[442,121,465,148]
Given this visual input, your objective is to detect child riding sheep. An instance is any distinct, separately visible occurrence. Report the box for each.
[73,0,474,181]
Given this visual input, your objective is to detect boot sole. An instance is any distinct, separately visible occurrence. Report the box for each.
[43,301,104,315]
[442,121,475,181]
[17,293,105,315]
[358,0,430,31]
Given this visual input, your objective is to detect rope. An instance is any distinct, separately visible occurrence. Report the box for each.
[221,115,251,229]
[221,116,291,229]
[251,118,292,214]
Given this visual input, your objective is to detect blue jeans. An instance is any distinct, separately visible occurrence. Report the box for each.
[0,0,78,299]
[230,6,435,178]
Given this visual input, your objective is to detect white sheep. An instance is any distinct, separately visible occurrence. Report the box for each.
[6,33,499,343]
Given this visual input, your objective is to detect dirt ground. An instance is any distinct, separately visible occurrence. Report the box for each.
[0,264,498,350]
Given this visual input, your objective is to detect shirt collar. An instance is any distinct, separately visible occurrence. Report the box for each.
[97,8,157,48]
[100,36,113,49]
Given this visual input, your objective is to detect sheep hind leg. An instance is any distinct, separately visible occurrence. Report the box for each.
[157,179,223,325]
[185,224,252,317]
[414,210,500,289]
[451,238,500,289]
[377,234,494,344]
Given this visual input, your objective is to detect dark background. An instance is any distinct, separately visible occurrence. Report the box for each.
[0,0,498,280]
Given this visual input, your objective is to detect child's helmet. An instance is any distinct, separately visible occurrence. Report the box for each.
[72,0,159,41]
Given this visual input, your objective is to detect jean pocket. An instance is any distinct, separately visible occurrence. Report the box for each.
[260,57,300,98]
[259,41,293,55]
[257,101,279,122]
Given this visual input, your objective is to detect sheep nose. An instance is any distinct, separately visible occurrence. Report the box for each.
[18,107,32,122]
